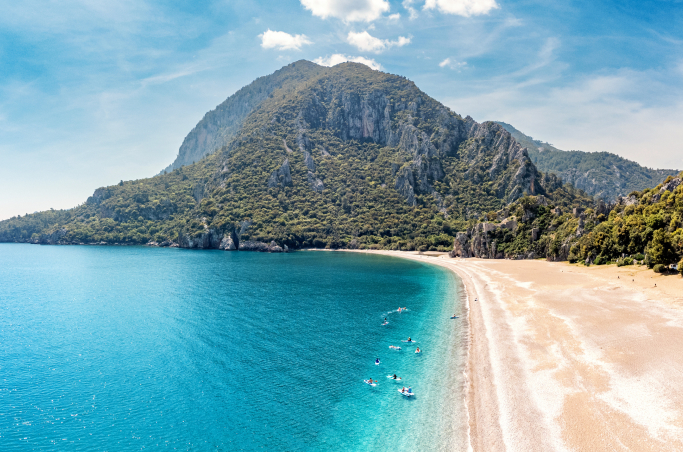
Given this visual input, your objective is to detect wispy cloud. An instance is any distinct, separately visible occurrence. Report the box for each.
[313,54,383,70]
[424,0,498,17]
[259,29,312,50]
[346,31,411,53]
[439,57,467,70]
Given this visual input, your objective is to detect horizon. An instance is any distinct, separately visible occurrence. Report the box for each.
[1,0,682,220]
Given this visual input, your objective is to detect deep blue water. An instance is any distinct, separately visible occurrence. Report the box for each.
[0,244,467,451]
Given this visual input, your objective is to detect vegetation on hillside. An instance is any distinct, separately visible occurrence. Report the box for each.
[479,173,683,273]
[496,122,679,201]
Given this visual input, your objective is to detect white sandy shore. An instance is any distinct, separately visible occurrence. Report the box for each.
[339,250,683,451]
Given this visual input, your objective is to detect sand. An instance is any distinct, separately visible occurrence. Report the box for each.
[349,251,683,451]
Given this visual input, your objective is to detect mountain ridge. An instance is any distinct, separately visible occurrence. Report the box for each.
[496,121,679,201]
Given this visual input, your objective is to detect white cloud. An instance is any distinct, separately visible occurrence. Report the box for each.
[313,54,383,70]
[388,13,400,20]
[424,0,498,17]
[259,29,312,51]
[403,0,419,19]
[347,31,411,53]
[301,0,390,22]
[439,57,467,70]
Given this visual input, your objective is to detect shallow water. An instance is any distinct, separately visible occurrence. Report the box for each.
[0,244,467,451]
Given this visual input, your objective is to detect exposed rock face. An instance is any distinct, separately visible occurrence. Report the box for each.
[37,228,68,245]
[449,223,502,259]
[161,61,323,173]
[178,229,222,249]
[303,151,316,171]
[394,165,416,206]
[267,159,293,188]
[290,69,544,207]
[238,240,286,252]
[219,234,237,250]
[307,172,325,193]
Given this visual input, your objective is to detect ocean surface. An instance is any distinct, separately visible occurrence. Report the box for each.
[0,244,467,451]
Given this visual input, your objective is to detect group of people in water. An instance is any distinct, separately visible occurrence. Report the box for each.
[367,307,419,397]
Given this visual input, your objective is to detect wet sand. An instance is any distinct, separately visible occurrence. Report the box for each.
[350,251,683,451]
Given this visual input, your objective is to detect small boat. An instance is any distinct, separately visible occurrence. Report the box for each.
[389,345,402,351]
[401,340,417,344]
[450,316,458,319]
[364,379,378,387]
[381,321,388,326]
[398,388,415,397]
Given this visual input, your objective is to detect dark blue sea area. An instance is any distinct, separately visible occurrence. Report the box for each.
[0,244,467,451]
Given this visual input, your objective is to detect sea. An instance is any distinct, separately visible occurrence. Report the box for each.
[0,244,468,451]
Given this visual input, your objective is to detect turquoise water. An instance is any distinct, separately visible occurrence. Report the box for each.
[0,244,467,451]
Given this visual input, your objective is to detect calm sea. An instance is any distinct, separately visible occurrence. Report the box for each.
[0,244,467,451]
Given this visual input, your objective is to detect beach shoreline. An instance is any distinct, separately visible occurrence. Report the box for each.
[330,250,683,451]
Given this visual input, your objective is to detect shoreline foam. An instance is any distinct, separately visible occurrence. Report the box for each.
[336,250,683,451]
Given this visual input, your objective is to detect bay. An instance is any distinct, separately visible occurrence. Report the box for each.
[0,244,466,451]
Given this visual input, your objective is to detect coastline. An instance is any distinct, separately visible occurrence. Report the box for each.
[337,250,683,451]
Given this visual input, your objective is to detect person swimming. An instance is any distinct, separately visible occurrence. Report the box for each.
[416,347,421,353]
[393,374,398,379]
[375,358,380,364]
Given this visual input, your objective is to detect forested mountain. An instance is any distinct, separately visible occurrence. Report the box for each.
[450,171,683,274]
[496,122,678,201]
[0,61,592,251]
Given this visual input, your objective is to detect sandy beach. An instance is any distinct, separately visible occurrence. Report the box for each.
[351,251,683,451]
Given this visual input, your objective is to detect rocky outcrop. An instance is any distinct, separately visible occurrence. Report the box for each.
[238,240,287,252]
[219,234,237,250]
[267,159,293,188]
[449,223,504,259]
[307,172,325,193]
[178,229,222,249]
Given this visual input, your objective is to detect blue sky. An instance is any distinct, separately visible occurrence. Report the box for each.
[1,0,682,219]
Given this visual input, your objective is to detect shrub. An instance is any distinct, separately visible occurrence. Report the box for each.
[633,253,645,261]
[617,257,634,267]
[594,255,606,265]
[679,259,683,276]
[653,264,666,273]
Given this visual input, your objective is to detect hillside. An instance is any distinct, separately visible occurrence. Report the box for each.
[0,61,592,251]
[496,122,679,201]
[161,61,326,173]
[450,170,683,273]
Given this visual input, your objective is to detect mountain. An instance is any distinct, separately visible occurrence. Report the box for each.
[161,61,326,173]
[0,61,592,251]
[496,122,679,201]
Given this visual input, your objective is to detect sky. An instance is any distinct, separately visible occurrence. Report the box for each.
[1,0,682,220]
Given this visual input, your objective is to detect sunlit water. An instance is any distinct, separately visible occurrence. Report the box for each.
[0,244,467,451]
